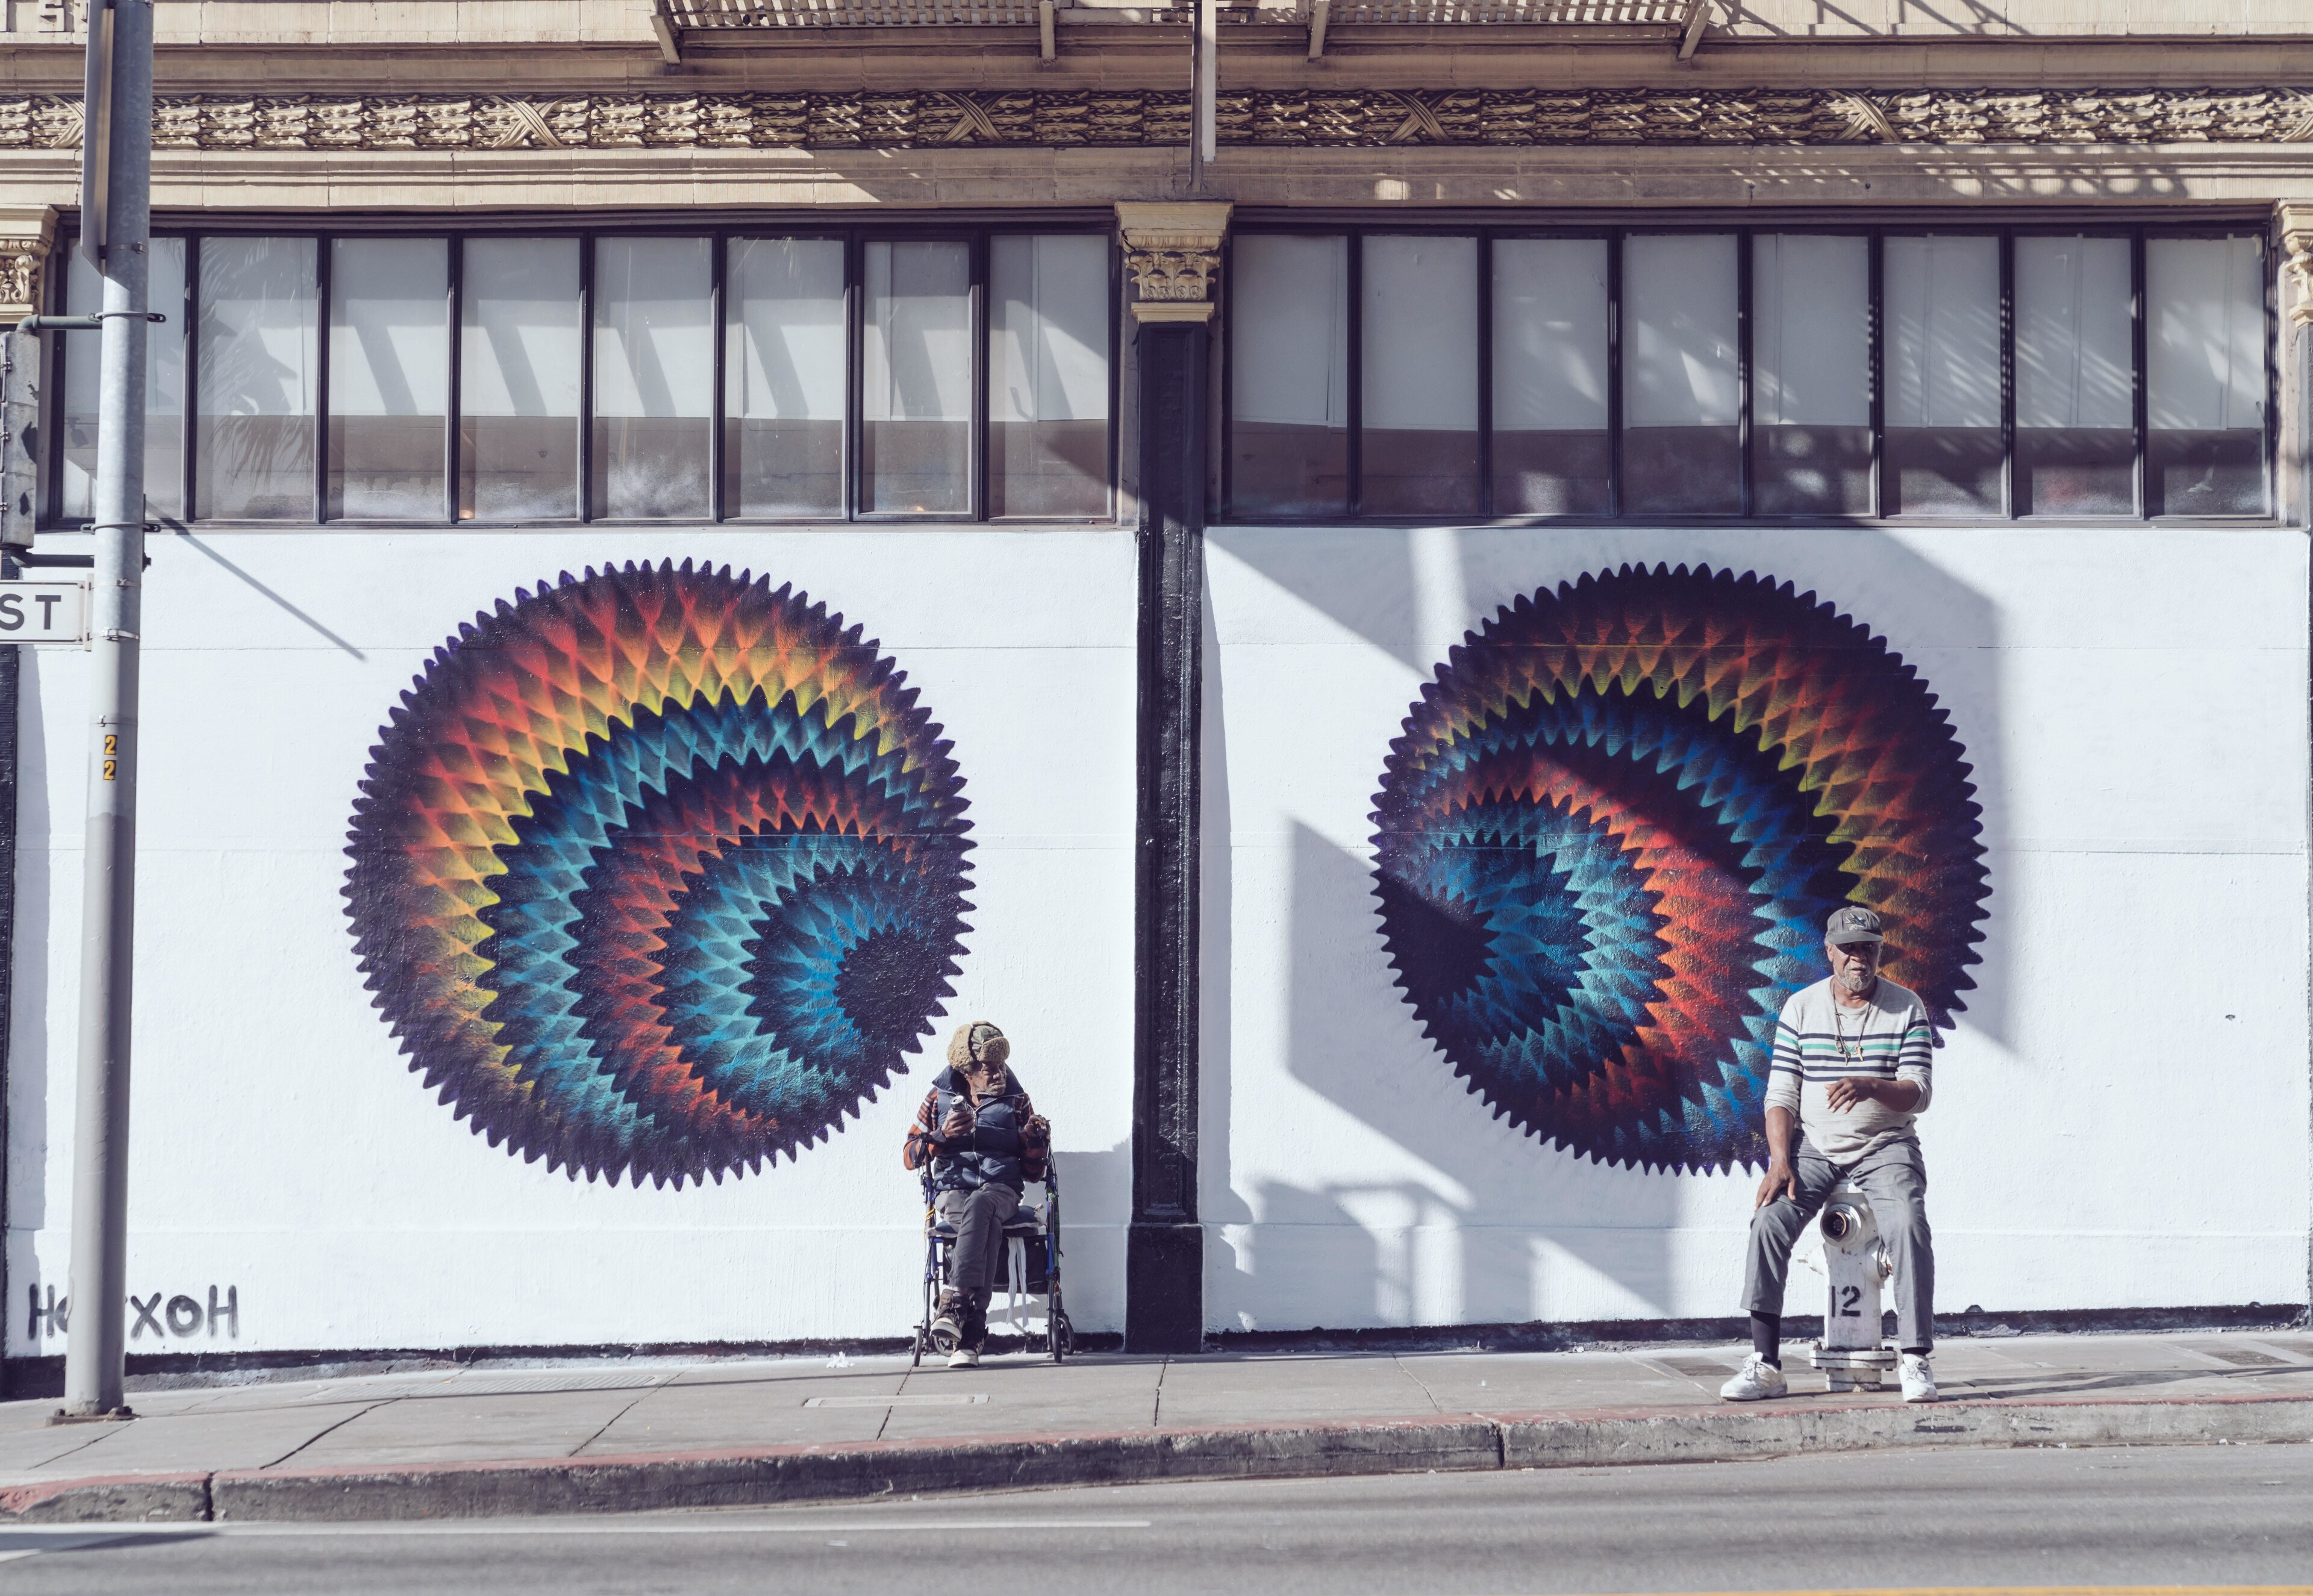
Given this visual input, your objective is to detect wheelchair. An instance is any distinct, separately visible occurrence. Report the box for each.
[911,1164,1075,1365]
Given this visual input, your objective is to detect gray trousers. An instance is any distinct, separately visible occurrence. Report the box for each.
[937,1185,1021,1300]
[1744,1136,1935,1353]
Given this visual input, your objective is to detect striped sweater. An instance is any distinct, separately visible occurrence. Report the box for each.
[1765,976,1934,1163]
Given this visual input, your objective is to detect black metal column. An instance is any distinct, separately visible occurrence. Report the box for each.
[1126,311,1208,1355]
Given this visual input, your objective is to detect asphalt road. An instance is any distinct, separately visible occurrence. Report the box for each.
[1,1442,2308,1595]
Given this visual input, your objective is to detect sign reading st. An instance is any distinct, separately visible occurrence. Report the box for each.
[0,581,89,646]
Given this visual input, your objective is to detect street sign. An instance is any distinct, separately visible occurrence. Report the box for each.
[0,580,90,645]
[79,0,116,268]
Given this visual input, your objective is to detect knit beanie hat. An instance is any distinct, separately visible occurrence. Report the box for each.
[947,1021,1010,1072]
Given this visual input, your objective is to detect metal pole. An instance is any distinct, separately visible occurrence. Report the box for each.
[57,0,150,1423]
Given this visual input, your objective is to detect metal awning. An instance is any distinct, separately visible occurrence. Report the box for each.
[649,0,1710,55]
[646,0,1712,164]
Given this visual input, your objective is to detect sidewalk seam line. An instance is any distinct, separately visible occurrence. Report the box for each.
[257,1399,390,1472]
[567,1384,663,1461]
[1392,1353,1445,1414]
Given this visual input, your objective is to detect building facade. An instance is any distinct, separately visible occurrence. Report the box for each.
[0,0,2307,1366]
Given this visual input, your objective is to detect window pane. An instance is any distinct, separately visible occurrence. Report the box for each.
[2147,236,2265,516]
[459,238,579,522]
[989,234,1109,519]
[726,237,845,519]
[861,240,970,515]
[63,238,186,521]
[1622,234,1738,516]
[1229,234,1348,517]
[196,237,317,521]
[593,237,711,520]
[1884,236,2001,516]
[327,238,446,521]
[1752,234,1870,516]
[1360,235,1478,518]
[1491,238,1608,517]
[2015,235,2134,517]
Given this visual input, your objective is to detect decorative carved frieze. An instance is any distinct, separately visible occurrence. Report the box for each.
[0,87,2308,151]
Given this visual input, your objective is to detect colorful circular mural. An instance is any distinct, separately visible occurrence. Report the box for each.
[1370,564,1988,1174]
[344,561,972,1188]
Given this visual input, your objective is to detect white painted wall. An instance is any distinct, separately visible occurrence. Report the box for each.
[1203,526,2312,1332]
[8,528,1138,1355]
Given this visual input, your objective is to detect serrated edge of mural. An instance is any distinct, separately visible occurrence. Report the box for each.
[0,87,2309,151]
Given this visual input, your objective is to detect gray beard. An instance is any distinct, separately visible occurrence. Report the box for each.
[1836,968,1878,999]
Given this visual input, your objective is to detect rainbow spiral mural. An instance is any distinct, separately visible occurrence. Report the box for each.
[344,561,972,1188]
[1371,564,1988,1174]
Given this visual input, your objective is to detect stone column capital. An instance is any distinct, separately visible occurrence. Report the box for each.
[0,206,60,328]
[1116,201,1231,328]
[2283,202,2313,329]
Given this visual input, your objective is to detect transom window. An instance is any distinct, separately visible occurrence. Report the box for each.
[1225,225,2272,523]
[50,228,1118,526]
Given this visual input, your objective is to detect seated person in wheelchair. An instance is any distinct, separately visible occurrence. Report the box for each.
[902,1021,1052,1364]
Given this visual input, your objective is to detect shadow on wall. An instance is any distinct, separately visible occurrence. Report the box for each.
[1204,526,2008,1333]
[7,648,55,1339]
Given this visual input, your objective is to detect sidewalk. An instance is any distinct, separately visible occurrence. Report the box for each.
[0,1328,2307,1524]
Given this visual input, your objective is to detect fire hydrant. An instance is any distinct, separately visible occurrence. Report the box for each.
[1807,1180,1897,1392]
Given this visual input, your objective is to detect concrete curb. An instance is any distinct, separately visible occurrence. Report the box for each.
[2,1392,2308,1525]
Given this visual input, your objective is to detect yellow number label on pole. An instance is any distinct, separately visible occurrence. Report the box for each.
[102,759,116,781]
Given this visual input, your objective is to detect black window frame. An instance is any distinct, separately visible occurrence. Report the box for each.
[42,219,1122,531]
[1221,217,2277,527]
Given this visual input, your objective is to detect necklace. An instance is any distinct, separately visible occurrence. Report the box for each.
[1832,999,1862,1063]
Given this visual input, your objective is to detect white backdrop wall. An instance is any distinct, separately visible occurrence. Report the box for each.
[1203,525,2312,1333]
[8,528,1138,1355]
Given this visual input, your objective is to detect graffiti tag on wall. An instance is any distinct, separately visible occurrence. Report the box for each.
[343,561,973,1189]
[1371,564,1990,1173]
[28,1285,240,1340]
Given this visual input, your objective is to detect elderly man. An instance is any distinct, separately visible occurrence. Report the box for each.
[1721,906,1940,1404]
[902,1021,1051,1369]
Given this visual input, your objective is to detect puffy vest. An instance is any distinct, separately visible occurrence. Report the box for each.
[929,1069,1029,1194]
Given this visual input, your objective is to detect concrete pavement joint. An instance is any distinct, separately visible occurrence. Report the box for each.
[0,1389,2303,1526]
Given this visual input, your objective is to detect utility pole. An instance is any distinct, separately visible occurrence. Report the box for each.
[54,0,151,1423]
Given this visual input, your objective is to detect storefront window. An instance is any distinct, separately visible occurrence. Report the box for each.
[1884,235,2002,517]
[2014,234,2134,517]
[1752,234,1871,517]
[61,239,186,522]
[196,237,317,521]
[1622,233,1739,516]
[328,238,447,522]
[459,237,581,522]
[726,237,846,519]
[593,237,712,520]
[2147,235,2266,517]
[1360,235,1479,517]
[1490,238,1609,517]
[988,234,1110,519]
[1229,234,1349,517]
[861,240,971,516]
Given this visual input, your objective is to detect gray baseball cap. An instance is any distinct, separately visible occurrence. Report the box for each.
[1824,906,1885,946]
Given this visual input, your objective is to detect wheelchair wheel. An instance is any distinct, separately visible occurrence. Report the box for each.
[1050,1311,1075,1362]
[910,1327,923,1368]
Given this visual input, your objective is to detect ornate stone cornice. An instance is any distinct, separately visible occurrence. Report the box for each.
[1117,200,1228,325]
[2283,203,2313,330]
[0,205,57,326]
[0,87,2310,151]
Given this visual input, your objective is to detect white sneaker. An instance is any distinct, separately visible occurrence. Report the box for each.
[1718,1352,1788,1401]
[947,1347,980,1370]
[1900,1353,1938,1403]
